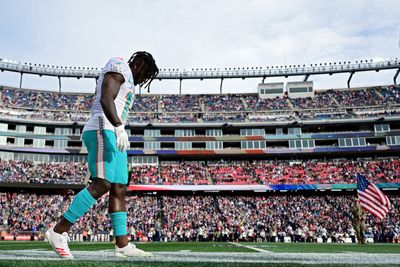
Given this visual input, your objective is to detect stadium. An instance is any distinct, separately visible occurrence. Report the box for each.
[1,1,400,267]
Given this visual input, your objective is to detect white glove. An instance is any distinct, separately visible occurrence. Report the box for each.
[115,124,130,152]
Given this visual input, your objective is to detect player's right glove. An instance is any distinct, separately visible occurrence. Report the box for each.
[115,124,130,152]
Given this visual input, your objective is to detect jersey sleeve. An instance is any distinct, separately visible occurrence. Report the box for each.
[103,57,130,81]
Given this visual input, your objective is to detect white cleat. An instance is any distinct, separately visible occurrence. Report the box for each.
[45,227,74,259]
[115,243,153,258]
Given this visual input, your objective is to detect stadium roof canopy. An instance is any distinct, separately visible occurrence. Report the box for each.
[1,57,399,93]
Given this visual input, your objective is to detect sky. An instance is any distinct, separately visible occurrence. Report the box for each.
[0,0,399,94]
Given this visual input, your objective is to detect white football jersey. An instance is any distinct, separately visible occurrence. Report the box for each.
[83,57,135,132]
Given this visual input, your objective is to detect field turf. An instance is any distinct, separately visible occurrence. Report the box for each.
[0,241,399,267]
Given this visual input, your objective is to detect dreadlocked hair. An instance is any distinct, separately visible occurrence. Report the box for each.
[128,51,159,93]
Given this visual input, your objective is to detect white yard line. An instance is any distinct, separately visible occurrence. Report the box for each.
[228,242,271,253]
[1,249,400,265]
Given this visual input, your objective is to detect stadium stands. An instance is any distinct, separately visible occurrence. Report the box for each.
[204,95,246,112]
[1,83,400,244]
[130,95,159,112]
[1,85,400,124]
[0,158,398,186]
[244,95,289,111]
[130,159,400,185]
[4,193,400,243]
[378,85,400,104]
[8,193,67,233]
[161,95,202,112]
[0,160,87,184]
[329,88,385,107]
[290,91,338,109]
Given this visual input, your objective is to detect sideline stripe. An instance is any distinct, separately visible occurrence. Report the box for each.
[228,242,271,253]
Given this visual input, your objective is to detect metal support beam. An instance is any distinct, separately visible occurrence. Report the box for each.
[19,73,23,88]
[179,79,182,95]
[58,76,62,94]
[347,71,355,88]
[394,68,400,85]
[303,74,310,82]
[219,78,224,94]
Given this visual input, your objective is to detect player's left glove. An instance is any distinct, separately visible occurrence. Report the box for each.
[115,124,130,152]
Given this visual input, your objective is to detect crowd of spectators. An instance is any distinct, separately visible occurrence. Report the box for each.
[7,193,67,233]
[34,162,87,184]
[204,95,245,112]
[1,89,83,110]
[243,95,289,111]
[329,89,385,107]
[0,160,35,183]
[157,113,198,123]
[0,109,90,122]
[0,193,7,226]
[161,95,202,112]
[0,160,87,184]
[248,113,295,122]
[207,161,258,185]
[377,86,400,104]
[130,158,400,185]
[77,95,94,111]
[297,111,351,120]
[0,158,399,186]
[203,113,246,122]
[127,113,155,124]
[290,91,338,109]
[159,162,209,185]
[3,193,399,243]
[1,86,400,124]
[130,165,160,185]
[352,109,400,119]
[130,95,159,112]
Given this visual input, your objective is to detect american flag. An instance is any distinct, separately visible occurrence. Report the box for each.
[357,173,391,220]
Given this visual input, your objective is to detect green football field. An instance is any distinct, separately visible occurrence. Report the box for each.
[0,241,399,267]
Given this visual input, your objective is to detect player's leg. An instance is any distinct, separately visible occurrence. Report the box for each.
[110,150,152,257]
[109,183,129,247]
[54,130,114,233]
[53,178,111,234]
[46,130,114,258]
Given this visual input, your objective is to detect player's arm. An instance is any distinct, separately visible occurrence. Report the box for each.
[100,72,125,127]
[100,72,129,151]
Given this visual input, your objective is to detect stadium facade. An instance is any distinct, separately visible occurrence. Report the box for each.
[0,58,399,243]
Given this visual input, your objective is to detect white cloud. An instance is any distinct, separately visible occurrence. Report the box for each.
[0,0,399,94]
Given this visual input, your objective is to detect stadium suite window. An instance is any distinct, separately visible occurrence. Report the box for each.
[353,138,359,146]
[289,139,314,149]
[240,129,265,136]
[359,138,366,146]
[206,129,223,136]
[288,128,301,135]
[206,141,223,149]
[144,142,160,150]
[374,124,390,132]
[388,136,400,145]
[264,88,284,94]
[175,141,192,150]
[175,129,195,137]
[145,129,161,137]
[289,87,309,93]
[338,138,366,147]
